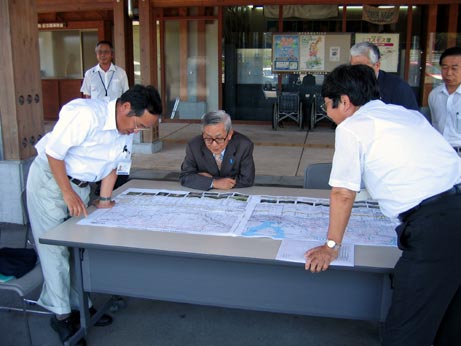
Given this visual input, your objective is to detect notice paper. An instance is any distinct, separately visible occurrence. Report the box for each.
[276,239,354,267]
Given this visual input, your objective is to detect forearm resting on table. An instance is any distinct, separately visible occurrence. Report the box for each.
[305,187,356,272]
[96,170,117,208]
[327,187,356,244]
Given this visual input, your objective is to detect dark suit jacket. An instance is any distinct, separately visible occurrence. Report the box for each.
[180,131,255,190]
[378,70,419,110]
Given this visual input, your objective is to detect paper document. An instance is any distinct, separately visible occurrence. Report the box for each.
[276,239,354,267]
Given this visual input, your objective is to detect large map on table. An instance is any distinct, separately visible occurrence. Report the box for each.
[79,188,398,247]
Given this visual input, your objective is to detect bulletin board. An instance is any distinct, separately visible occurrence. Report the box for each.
[272,33,352,73]
[354,33,400,72]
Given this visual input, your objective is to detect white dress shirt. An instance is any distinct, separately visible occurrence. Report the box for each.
[80,63,129,101]
[428,83,461,147]
[329,100,461,218]
[35,99,132,182]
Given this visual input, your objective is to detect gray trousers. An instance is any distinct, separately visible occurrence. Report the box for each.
[27,157,90,315]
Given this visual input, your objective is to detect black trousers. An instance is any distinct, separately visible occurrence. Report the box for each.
[382,193,461,346]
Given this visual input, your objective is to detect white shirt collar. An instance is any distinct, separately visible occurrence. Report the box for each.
[95,63,116,73]
[103,100,118,131]
[441,82,461,95]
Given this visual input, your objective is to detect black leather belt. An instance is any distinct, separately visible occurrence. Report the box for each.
[68,176,89,188]
[398,184,461,222]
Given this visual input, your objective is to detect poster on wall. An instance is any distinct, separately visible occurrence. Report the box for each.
[355,33,400,72]
[273,34,299,71]
[299,34,326,71]
[272,33,351,73]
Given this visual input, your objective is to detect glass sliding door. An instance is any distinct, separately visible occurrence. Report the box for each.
[163,16,219,120]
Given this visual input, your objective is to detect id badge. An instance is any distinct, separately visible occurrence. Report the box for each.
[116,159,132,175]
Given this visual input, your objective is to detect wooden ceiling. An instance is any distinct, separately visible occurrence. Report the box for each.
[38,11,113,23]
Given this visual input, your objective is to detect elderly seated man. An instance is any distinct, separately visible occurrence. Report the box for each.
[180,110,255,190]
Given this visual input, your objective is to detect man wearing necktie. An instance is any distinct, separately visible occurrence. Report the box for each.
[180,110,255,190]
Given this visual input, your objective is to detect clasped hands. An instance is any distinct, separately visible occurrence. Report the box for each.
[199,172,236,190]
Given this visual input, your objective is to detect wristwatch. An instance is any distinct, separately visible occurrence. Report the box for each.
[326,239,341,250]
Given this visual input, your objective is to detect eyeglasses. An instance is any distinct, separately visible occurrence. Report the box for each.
[96,50,111,55]
[320,100,333,113]
[134,117,150,131]
[203,132,229,145]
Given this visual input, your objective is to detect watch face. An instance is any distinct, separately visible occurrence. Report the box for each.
[327,240,336,248]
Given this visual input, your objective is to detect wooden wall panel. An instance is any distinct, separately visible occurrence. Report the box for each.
[59,80,83,107]
[42,80,60,120]
[41,79,82,120]
[0,0,43,160]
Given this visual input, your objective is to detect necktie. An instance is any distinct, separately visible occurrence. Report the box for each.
[214,153,222,170]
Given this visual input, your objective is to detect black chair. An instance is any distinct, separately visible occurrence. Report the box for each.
[303,163,332,189]
[299,75,318,129]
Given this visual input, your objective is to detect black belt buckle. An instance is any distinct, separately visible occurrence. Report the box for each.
[68,176,89,188]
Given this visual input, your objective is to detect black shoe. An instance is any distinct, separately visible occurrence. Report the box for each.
[72,307,113,327]
[90,306,113,327]
[50,316,77,343]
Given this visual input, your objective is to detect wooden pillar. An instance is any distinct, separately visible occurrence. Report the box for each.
[139,0,160,144]
[179,8,189,102]
[197,8,207,103]
[114,0,134,86]
[447,4,459,47]
[0,0,44,161]
[404,6,413,82]
[218,6,223,109]
[342,6,347,33]
[421,5,438,107]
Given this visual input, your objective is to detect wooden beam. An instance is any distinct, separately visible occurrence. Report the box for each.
[146,0,461,8]
[37,0,113,12]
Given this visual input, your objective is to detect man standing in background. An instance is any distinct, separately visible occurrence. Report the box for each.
[350,41,419,110]
[80,40,129,101]
[81,40,131,190]
[429,46,461,154]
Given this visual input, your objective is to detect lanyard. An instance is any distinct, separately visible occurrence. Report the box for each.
[97,69,115,97]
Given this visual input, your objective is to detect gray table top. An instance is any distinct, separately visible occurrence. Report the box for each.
[40,180,401,270]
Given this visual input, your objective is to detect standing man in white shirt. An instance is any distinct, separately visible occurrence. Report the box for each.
[27,85,162,344]
[81,40,131,191]
[304,64,461,346]
[80,40,129,101]
[429,46,461,154]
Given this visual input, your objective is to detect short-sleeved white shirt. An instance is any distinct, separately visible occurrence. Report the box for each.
[329,100,461,218]
[35,99,132,182]
[428,83,461,147]
[80,63,129,101]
